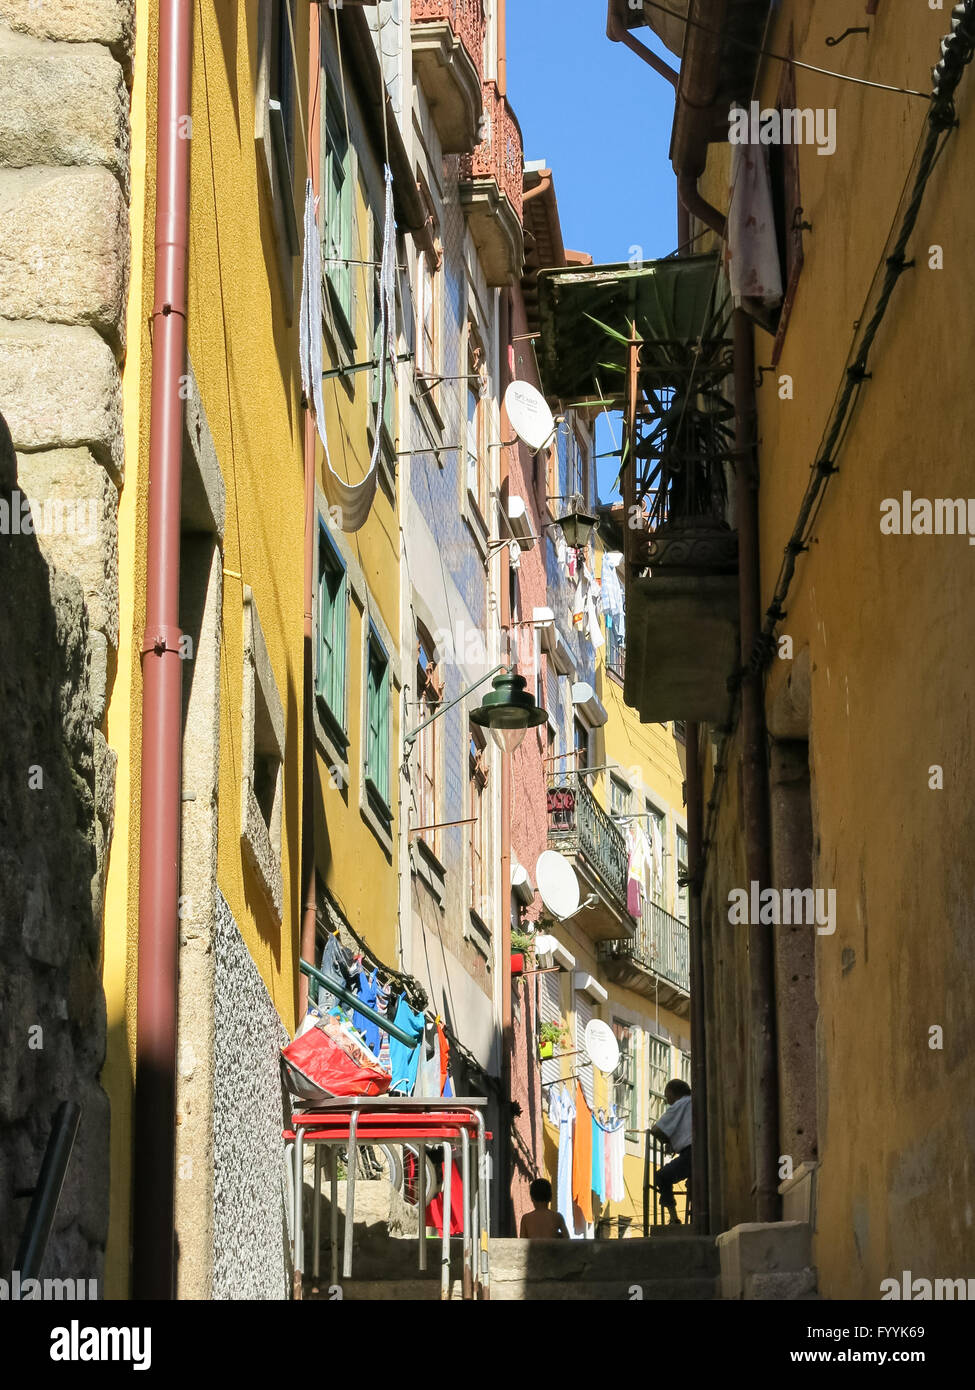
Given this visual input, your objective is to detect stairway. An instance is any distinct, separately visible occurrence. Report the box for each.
[308,1231,720,1301]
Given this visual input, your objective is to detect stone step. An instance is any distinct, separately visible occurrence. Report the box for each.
[316,1234,720,1285]
[322,1275,718,1302]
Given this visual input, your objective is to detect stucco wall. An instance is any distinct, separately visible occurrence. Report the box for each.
[212,890,290,1300]
[693,0,975,1295]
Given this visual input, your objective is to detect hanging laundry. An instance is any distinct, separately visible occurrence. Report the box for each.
[299,169,396,531]
[600,552,625,638]
[607,1107,627,1203]
[592,1111,606,1204]
[351,967,381,1055]
[572,1080,594,1227]
[317,934,354,1011]
[585,587,605,650]
[725,136,783,310]
[374,978,392,1078]
[387,994,426,1094]
[436,1019,450,1097]
[426,1167,465,1238]
[554,1085,577,1237]
[415,1019,441,1098]
[625,823,646,920]
[572,577,585,630]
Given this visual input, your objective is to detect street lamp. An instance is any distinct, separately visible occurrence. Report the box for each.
[469,671,547,753]
[555,506,598,551]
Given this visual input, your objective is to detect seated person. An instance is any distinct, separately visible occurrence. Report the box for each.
[519,1177,570,1238]
[651,1079,692,1224]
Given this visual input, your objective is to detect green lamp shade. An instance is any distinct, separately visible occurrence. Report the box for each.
[557,510,597,549]
[469,672,547,733]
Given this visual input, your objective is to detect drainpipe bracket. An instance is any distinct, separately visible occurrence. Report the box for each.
[141,624,184,658]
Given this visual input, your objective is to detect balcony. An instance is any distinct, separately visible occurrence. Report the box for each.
[546,773,635,942]
[599,901,690,1017]
[535,255,740,722]
[458,80,524,286]
[411,0,485,154]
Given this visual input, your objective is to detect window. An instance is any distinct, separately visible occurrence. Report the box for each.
[575,990,596,1109]
[611,774,633,820]
[416,628,443,859]
[648,1035,670,1125]
[365,627,391,815]
[612,1019,637,1122]
[647,803,665,906]
[317,521,348,734]
[465,328,488,518]
[469,724,489,921]
[255,0,300,295]
[573,716,590,771]
[416,248,440,380]
[324,102,355,336]
[679,1050,692,1087]
[676,829,689,923]
[539,967,563,1088]
[241,589,286,923]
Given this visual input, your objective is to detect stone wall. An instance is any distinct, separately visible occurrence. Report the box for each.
[0,0,132,1289]
[0,413,109,1284]
[212,891,291,1300]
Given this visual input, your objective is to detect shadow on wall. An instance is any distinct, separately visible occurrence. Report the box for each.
[0,412,110,1285]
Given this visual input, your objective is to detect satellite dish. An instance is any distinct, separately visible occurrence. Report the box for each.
[585,1020,621,1075]
[535,850,581,920]
[532,933,557,958]
[504,380,556,453]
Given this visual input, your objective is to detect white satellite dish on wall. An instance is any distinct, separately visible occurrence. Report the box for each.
[504,380,556,453]
[535,850,581,920]
[585,1019,621,1075]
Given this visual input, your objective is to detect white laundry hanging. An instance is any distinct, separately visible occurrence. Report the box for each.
[725,137,783,310]
[299,168,396,532]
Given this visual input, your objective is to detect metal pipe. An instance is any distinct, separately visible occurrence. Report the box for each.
[402,662,505,751]
[294,1125,305,1298]
[298,957,417,1045]
[15,1102,82,1280]
[343,1110,358,1279]
[734,308,779,1223]
[677,170,726,239]
[441,1141,452,1300]
[134,0,194,1302]
[498,286,514,1235]
[605,0,679,87]
[685,720,710,1232]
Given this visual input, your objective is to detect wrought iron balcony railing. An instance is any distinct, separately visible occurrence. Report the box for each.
[599,899,690,995]
[411,0,485,81]
[546,772,629,911]
[459,79,524,224]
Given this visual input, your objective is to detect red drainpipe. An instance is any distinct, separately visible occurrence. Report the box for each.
[133,0,194,1300]
[299,0,323,1020]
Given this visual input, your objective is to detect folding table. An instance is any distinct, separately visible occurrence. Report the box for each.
[285,1095,490,1300]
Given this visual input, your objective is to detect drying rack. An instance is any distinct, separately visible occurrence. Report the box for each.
[285,1095,491,1301]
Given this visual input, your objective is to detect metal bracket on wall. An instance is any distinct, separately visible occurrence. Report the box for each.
[825,26,869,47]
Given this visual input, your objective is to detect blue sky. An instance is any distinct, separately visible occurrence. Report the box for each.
[506,1,680,499]
[507,1,679,265]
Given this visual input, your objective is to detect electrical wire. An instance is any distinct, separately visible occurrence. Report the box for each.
[699,3,975,864]
[637,0,935,100]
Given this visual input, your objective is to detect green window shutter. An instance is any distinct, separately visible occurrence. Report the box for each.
[366,636,390,810]
[317,525,347,731]
[324,110,352,330]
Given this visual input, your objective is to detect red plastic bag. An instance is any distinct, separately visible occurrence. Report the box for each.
[282,1011,391,1101]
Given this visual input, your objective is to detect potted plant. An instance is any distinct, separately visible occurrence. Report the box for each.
[538,1019,569,1061]
[510,928,533,976]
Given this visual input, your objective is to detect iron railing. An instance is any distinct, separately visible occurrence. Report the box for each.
[546,772,629,909]
[600,900,690,994]
[459,79,524,223]
[412,0,485,83]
